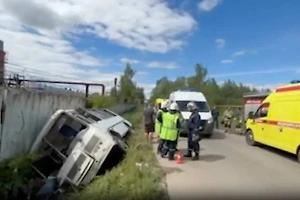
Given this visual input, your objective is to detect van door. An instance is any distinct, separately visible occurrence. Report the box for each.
[250,103,270,143]
[267,100,298,153]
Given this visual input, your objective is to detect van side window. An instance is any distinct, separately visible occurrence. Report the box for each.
[255,103,270,118]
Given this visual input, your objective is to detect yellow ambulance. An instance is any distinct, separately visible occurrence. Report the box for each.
[245,81,300,162]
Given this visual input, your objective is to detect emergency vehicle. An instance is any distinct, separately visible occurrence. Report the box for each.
[169,89,214,138]
[245,81,300,162]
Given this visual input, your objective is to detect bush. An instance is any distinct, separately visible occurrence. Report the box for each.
[86,95,117,108]
[0,154,39,198]
[67,107,167,200]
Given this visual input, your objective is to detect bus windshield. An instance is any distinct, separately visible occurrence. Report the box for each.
[176,101,210,112]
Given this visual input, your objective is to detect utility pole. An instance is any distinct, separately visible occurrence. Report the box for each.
[0,40,5,85]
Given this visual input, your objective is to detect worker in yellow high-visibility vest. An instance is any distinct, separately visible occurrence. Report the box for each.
[156,100,169,154]
[157,102,181,160]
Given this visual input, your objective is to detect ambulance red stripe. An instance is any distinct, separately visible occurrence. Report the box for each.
[254,119,300,129]
[275,84,300,93]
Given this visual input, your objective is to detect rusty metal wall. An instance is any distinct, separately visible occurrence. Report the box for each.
[0,87,85,161]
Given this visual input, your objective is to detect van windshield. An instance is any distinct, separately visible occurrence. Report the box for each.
[176,101,210,112]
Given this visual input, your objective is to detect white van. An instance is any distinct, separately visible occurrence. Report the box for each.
[169,89,214,137]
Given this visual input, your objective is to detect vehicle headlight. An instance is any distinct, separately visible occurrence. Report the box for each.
[207,117,213,123]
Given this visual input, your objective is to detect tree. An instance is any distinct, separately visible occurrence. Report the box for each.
[114,63,145,103]
[149,63,262,107]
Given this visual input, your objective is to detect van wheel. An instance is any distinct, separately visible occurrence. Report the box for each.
[297,147,300,163]
[245,130,257,146]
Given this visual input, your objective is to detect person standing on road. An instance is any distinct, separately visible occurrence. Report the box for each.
[144,103,155,143]
[155,100,169,154]
[211,106,220,129]
[223,107,233,133]
[184,101,202,161]
[158,102,181,160]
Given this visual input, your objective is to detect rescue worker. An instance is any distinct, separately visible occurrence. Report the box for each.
[143,103,155,143]
[211,106,220,129]
[156,100,169,154]
[158,102,181,160]
[223,107,233,133]
[184,101,202,160]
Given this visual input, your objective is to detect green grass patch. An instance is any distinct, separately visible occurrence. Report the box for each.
[86,95,117,108]
[0,153,40,198]
[67,107,167,200]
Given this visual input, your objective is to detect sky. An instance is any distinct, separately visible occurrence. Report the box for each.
[0,0,300,98]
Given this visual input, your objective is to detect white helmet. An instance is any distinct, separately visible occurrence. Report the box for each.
[169,102,179,111]
[161,100,169,109]
[187,101,197,110]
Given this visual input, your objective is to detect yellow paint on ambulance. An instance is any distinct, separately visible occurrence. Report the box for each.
[246,83,300,156]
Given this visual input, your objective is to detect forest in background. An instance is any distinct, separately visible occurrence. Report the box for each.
[148,63,269,107]
[89,63,270,108]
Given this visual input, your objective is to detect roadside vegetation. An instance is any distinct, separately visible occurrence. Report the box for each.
[148,63,270,107]
[67,107,167,200]
[0,154,40,199]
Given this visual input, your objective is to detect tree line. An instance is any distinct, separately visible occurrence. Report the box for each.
[89,63,270,108]
[148,63,268,107]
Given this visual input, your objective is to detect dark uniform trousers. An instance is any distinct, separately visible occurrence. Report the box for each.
[161,140,177,159]
[157,138,165,153]
[187,130,200,153]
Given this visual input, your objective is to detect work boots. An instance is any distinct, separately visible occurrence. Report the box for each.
[168,151,175,161]
[184,151,192,158]
[192,153,199,161]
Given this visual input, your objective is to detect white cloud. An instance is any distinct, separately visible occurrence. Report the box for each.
[0,0,197,96]
[198,0,222,12]
[215,38,225,49]
[220,59,233,64]
[1,0,197,53]
[120,57,140,64]
[147,61,179,69]
[232,50,246,57]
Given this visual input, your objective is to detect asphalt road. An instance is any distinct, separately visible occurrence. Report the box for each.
[154,130,300,199]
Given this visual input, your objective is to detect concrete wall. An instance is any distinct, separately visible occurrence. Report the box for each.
[0,87,85,161]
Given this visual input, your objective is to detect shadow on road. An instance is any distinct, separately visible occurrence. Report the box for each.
[200,154,225,162]
[258,144,297,162]
[177,148,205,153]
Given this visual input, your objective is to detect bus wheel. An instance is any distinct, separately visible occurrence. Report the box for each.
[245,130,257,146]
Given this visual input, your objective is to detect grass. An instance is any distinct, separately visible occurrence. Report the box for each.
[67,107,168,200]
[0,153,40,199]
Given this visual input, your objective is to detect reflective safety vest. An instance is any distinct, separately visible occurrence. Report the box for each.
[155,110,163,134]
[160,112,179,141]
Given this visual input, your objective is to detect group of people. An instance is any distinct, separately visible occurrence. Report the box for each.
[211,106,243,132]
[143,100,203,161]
